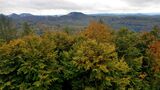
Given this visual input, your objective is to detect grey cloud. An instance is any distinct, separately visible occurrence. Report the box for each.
[123,0,160,6]
[28,0,84,10]
[0,0,160,15]
[0,0,89,11]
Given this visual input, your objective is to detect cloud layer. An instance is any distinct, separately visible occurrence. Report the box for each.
[0,0,160,15]
[123,0,160,6]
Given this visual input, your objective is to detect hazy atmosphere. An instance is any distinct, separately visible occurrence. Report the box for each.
[1,0,160,15]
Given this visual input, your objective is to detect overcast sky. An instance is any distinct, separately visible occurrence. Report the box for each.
[0,0,160,15]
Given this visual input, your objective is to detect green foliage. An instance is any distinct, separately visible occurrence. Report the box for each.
[0,21,160,90]
[150,25,160,39]
[115,28,141,58]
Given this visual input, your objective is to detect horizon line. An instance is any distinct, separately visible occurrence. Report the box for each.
[1,12,160,16]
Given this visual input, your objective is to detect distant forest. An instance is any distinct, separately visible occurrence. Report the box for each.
[0,14,160,90]
[8,12,160,32]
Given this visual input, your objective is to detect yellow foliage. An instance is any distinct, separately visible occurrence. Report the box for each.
[114,59,131,73]
[139,72,147,79]
[73,40,116,71]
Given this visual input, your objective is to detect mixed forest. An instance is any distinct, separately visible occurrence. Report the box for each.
[0,14,160,90]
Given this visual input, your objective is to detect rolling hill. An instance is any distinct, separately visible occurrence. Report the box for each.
[8,12,160,31]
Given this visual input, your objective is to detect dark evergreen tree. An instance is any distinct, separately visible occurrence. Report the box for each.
[0,14,17,41]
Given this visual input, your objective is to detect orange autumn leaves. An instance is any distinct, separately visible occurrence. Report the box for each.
[82,21,112,43]
[150,40,160,58]
[150,40,160,72]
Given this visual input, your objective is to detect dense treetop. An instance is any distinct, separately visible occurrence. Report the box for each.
[0,15,160,90]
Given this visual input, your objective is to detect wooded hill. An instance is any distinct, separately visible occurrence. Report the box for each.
[8,12,160,32]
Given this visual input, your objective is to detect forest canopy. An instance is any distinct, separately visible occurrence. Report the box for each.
[0,15,160,90]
